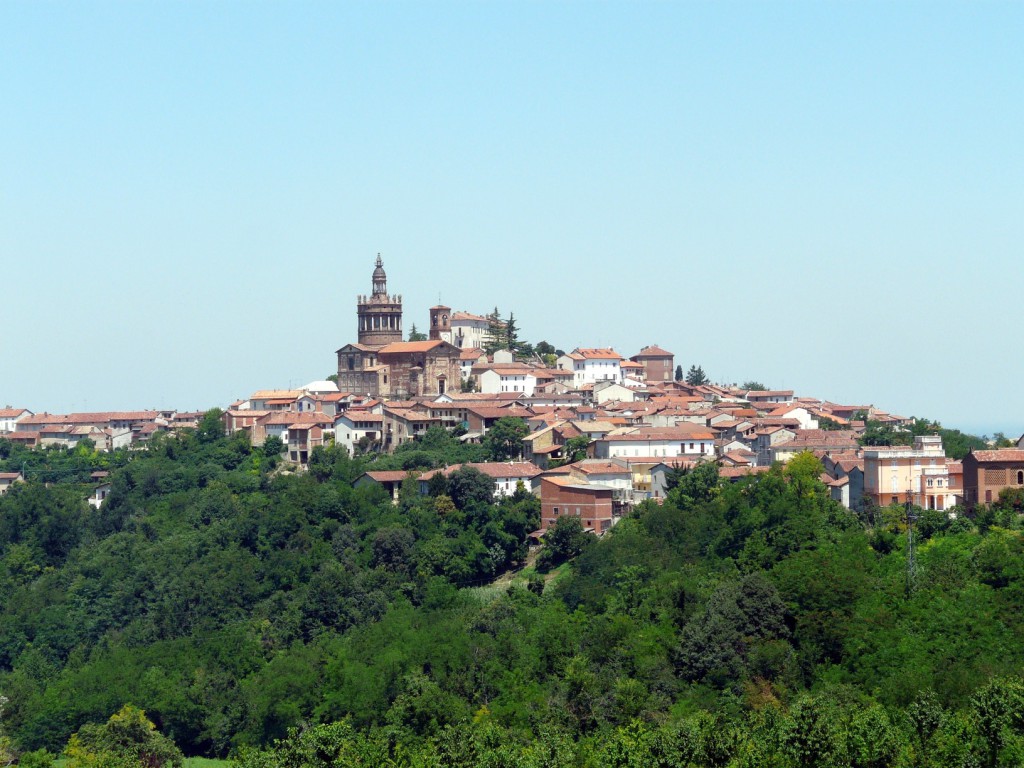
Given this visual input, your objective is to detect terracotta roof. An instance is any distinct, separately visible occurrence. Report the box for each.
[571,461,630,476]
[378,340,446,354]
[746,390,794,398]
[20,411,161,426]
[484,367,539,376]
[0,408,30,418]
[260,412,333,426]
[420,462,542,481]
[631,345,673,358]
[251,390,302,400]
[572,347,623,360]
[451,311,491,323]
[466,406,532,419]
[968,450,1024,463]
[719,466,771,478]
[337,412,383,423]
[0,472,23,480]
[362,471,420,482]
[604,425,716,441]
[541,475,614,492]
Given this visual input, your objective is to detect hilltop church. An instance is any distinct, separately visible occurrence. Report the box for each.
[335,256,463,398]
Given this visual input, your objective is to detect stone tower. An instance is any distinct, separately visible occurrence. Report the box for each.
[429,304,451,342]
[357,254,403,347]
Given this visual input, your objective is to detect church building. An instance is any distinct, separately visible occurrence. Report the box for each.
[336,256,463,399]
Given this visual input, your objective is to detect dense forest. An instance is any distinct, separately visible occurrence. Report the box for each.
[3,415,1024,766]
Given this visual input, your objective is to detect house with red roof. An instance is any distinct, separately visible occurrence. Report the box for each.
[962,449,1024,508]
[418,462,542,499]
[557,348,624,389]
[0,472,24,495]
[630,345,674,384]
[0,408,32,434]
[539,476,614,534]
[593,425,716,460]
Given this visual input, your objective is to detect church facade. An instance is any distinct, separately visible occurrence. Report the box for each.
[336,257,463,399]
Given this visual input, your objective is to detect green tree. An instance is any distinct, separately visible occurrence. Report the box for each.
[562,435,591,464]
[63,705,183,768]
[685,365,709,386]
[674,364,684,382]
[483,417,529,461]
[483,307,506,355]
[263,435,284,458]
[504,311,521,354]
[408,324,427,342]
[195,408,225,444]
[1,694,15,768]
[742,381,767,391]
[446,467,495,510]
[537,516,593,572]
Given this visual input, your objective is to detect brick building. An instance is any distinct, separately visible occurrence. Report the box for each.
[540,476,614,534]
[630,345,675,384]
[336,257,462,398]
[962,449,1024,508]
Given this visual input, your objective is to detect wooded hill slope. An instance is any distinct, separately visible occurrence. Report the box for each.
[3,419,1024,767]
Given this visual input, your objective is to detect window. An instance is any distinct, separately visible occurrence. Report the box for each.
[927,479,933,487]
[553,507,559,516]
[1018,470,1024,485]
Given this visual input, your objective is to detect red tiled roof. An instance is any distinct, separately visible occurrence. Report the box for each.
[420,462,542,481]
[362,471,420,483]
[377,340,446,354]
[631,345,673,358]
[604,425,716,441]
[719,466,771,478]
[451,311,490,323]
[969,450,1024,463]
[337,412,383,423]
[573,347,623,360]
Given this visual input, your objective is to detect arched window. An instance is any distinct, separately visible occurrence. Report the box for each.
[1017,470,1023,485]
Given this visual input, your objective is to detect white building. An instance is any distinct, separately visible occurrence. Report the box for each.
[418,462,542,499]
[0,408,32,434]
[450,311,493,349]
[557,348,624,388]
[333,411,384,455]
[593,426,716,459]
[478,367,539,397]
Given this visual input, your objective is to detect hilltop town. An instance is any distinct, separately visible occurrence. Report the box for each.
[4,256,1023,528]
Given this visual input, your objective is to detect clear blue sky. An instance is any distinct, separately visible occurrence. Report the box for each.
[2,1,1021,436]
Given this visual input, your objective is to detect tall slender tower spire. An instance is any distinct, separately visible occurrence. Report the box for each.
[357,254,403,347]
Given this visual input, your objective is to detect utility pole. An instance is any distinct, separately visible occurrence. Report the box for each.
[905,488,918,595]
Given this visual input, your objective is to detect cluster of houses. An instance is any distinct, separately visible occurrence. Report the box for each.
[0,408,204,499]
[6,258,1024,536]
[213,353,1024,536]
[0,408,203,452]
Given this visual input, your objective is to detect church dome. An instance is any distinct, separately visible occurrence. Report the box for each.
[372,254,386,281]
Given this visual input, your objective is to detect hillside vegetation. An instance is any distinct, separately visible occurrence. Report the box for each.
[3,420,1024,766]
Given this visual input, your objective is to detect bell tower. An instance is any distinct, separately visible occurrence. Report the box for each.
[429,304,451,342]
[357,254,403,347]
